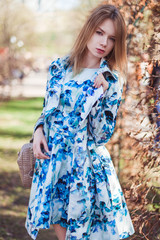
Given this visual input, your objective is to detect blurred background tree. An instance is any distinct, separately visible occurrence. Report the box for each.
[0,0,37,87]
[0,0,36,49]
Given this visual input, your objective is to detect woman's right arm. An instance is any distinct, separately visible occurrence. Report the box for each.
[33,58,63,159]
[33,96,49,159]
[33,63,54,159]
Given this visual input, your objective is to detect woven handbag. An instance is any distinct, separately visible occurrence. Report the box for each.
[17,138,36,188]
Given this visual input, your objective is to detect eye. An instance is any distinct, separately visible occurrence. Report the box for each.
[109,37,115,42]
[96,31,103,36]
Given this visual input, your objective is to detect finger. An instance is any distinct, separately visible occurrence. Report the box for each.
[96,82,101,88]
[94,75,100,83]
[94,84,98,88]
[37,152,50,159]
[93,80,98,86]
[96,75,102,81]
[94,79,100,86]
[94,75,103,83]
[34,150,50,159]
[42,139,49,153]
[34,145,49,159]
[93,83,97,88]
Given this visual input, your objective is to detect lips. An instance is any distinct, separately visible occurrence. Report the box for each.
[96,48,105,54]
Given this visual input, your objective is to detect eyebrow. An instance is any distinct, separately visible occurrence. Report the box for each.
[97,27,116,38]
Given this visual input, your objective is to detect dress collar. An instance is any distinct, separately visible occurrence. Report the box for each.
[99,58,118,81]
[58,55,118,81]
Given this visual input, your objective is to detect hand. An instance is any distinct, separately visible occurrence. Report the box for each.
[93,73,109,93]
[33,125,50,159]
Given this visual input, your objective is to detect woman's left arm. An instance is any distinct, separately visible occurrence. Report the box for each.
[88,79,123,146]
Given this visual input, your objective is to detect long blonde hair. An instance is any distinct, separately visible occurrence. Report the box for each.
[68,4,127,77]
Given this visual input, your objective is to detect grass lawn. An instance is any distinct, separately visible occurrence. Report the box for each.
[0,97,57,240]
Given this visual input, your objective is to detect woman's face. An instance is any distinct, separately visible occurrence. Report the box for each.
[86,18,116,61]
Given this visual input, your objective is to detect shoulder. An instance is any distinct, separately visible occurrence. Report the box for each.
[48,55,70,75]
[46,56,70,89]
[48,58,63,76]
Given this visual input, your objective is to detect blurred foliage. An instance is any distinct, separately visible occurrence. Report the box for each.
[0,0,37,49]
[0,0,37,85]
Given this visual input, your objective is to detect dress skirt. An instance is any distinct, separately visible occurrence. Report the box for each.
[25,66,135,239]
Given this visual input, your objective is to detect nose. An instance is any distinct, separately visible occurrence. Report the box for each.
[100,36,108,47]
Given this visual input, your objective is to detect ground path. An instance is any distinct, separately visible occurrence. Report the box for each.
[1,70,47,98]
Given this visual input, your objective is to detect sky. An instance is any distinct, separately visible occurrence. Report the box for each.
[22,0,80,12]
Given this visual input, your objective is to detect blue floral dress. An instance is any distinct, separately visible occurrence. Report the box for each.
[25,56,135,240]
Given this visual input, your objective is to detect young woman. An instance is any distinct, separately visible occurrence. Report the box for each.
[25,4,135,240]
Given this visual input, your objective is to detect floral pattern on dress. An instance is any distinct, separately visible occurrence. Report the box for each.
[25,56,135,240]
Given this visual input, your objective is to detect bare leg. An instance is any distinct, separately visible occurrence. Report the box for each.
[53,224,66,240]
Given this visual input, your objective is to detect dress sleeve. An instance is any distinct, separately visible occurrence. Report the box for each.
[33,61,57,132]
[87,78,123,146]
[33,105,45,132]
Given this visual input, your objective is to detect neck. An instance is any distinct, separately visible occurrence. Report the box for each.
[81,51,101,69]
